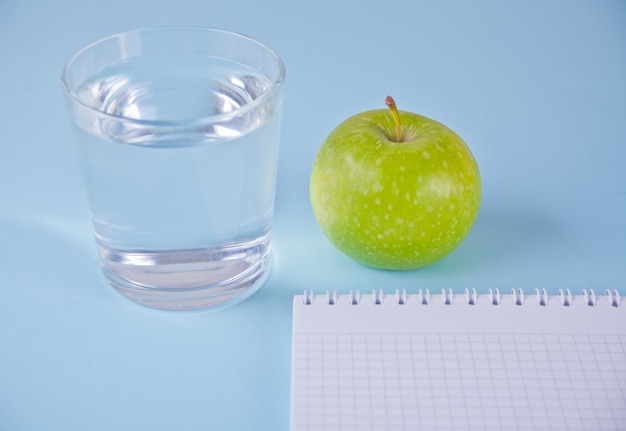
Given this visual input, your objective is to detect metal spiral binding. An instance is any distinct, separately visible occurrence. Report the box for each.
[303,290,314,305]
[325,290,337,305]
[511,288,525,305]
[371,289,384,305]
[395,289,408,305]
[583,289,597,306]
[465,288,478,305]
[558,289,573,306]
[301,288,622,307]
[488,288,502,305]
[417,289,431,305]
[605,289,621,307]
[348,289,361,305]
[441,288,454,305]
[535,288,549,306]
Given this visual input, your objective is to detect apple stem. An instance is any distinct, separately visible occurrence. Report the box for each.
[385,96,403,142]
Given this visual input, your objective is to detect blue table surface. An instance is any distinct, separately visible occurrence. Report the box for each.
[1,1,625,430]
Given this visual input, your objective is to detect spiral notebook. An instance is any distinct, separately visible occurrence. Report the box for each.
[290,288,626,431]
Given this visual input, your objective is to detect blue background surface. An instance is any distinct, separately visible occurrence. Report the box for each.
[1,1,625,430]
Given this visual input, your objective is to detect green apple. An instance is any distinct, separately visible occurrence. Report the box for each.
[310,97,481,270]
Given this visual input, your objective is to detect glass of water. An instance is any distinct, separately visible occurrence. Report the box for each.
[61,27,285,310]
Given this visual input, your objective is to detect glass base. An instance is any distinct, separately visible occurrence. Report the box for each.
[102,253,271,311]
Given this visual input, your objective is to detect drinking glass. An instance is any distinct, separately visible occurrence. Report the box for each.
[61,27,285,310]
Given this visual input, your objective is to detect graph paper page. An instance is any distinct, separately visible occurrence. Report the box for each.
[290,291,626,431]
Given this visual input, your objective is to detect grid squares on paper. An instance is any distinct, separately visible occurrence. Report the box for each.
[290,332,626,431]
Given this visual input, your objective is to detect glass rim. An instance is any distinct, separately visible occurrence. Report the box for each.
[60,25,285,127]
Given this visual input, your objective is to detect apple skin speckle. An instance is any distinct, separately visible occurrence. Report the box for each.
[310,108,481,270]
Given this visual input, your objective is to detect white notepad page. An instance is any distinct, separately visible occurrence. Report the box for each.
[290,289,626,431]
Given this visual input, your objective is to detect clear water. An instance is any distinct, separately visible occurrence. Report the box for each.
[71,56,281,309]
